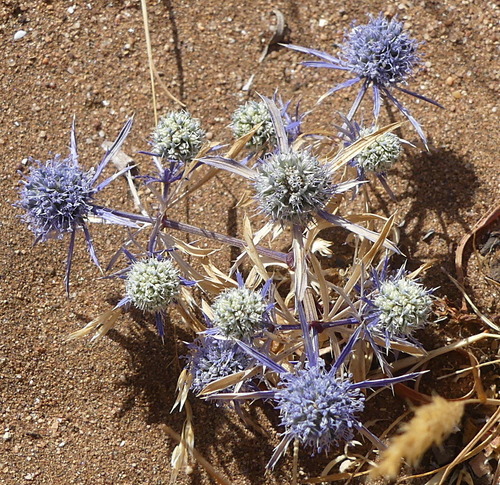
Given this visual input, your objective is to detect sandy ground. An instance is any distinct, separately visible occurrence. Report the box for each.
[0,0,498,483]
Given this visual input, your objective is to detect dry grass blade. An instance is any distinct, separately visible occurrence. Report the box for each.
[370,396,465,480]
[455,203,500,285]
[139,0,157,124]
[67,308,122,341]
[161,421,232,485]
[437,406,500,485]
[329,214,396,318]
[441,267,500,332]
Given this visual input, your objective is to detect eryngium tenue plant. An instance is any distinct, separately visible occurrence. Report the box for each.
[16,11,456,481]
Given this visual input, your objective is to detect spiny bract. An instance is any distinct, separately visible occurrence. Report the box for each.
[255,151,333,225]
[125,257,180,313]
[212,287,267,340]
[275,366,365,453]
[152,110,205,163]
[188,337,253,396]
[342,14,420,86]
[19,156,95,241]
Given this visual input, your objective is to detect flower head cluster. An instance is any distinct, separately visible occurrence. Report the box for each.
[17,118,136,292]
[285,14,441,144]
[275,365,365,453]
[255,151,334,225]
[19,155,95,241]
[212,287,267,340]
[372,276,433,337]
[357,128,403,173]
[125,257,180,313]
[231,100,276,149]
[152,110,205,163]
[188,337,254,395]
[341,14,420,87]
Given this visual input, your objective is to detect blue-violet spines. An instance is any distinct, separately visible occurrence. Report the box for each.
[188,337,253,395]
[342,15,419,87]
[19,156,95,241]
[212,287,267,340]
[125,257,180,313]
[275,366,365,453]
[152,110,205,163]
[255,151,333,225]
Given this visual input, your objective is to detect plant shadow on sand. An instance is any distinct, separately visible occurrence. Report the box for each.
[393,147,479,295]
[101,297,291,483]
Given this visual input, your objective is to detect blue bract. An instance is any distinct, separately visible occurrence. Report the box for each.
[275,365,364,454]
[188,337,254,396]
[18,118,136,292]
[285,14,442,144]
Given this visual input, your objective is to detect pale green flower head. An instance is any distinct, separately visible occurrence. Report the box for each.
[212,287,267,340]
[374,277,433,336]
[255,151,334,225]
[125,257,180,313]
[152,110,205,163]
[357,128,403,173]
[231,100,276,148]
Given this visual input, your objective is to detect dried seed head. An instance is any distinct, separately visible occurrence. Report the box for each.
[152,110,205,163]
[255,151,334,225]
[275,366,365,453]
[231,100,276,148]
[188,337,253,395]
[19,156,95,241]
[342,15,420,86]
[125,257,180,313]
[374,277,433,336]
[212,287,267,341]
[357,128,403,173]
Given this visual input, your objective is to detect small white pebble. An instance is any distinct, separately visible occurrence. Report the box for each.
[14,30,27,41]
[318,18,328,27]
[68,6,75,14]
[2,432,12,441]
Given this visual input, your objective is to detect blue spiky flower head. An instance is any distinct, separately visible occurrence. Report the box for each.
[342,14,420,87]
[188,337,254,396]
[212,287,267,341]
[255,151,334,225]
[372,275,433,337]
[152,110,205,163]
[125,257,180,313]
[356,127,403,173]
[19,155,95,241]
[275,365,365,454]
[231,100,276,148]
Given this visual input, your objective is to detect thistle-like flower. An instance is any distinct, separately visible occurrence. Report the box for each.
[212,287,267,341]
[18,118,137,292]
[285,14,442,144]
[188,337,254,396]
[152,110,205,163]
[112,249,194,338]
[255,151,334,225]
[371,274,433,338]
[231,100,276,149]
[275,365,365,453]
[356,128,403,174]
[125,257,180,313]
